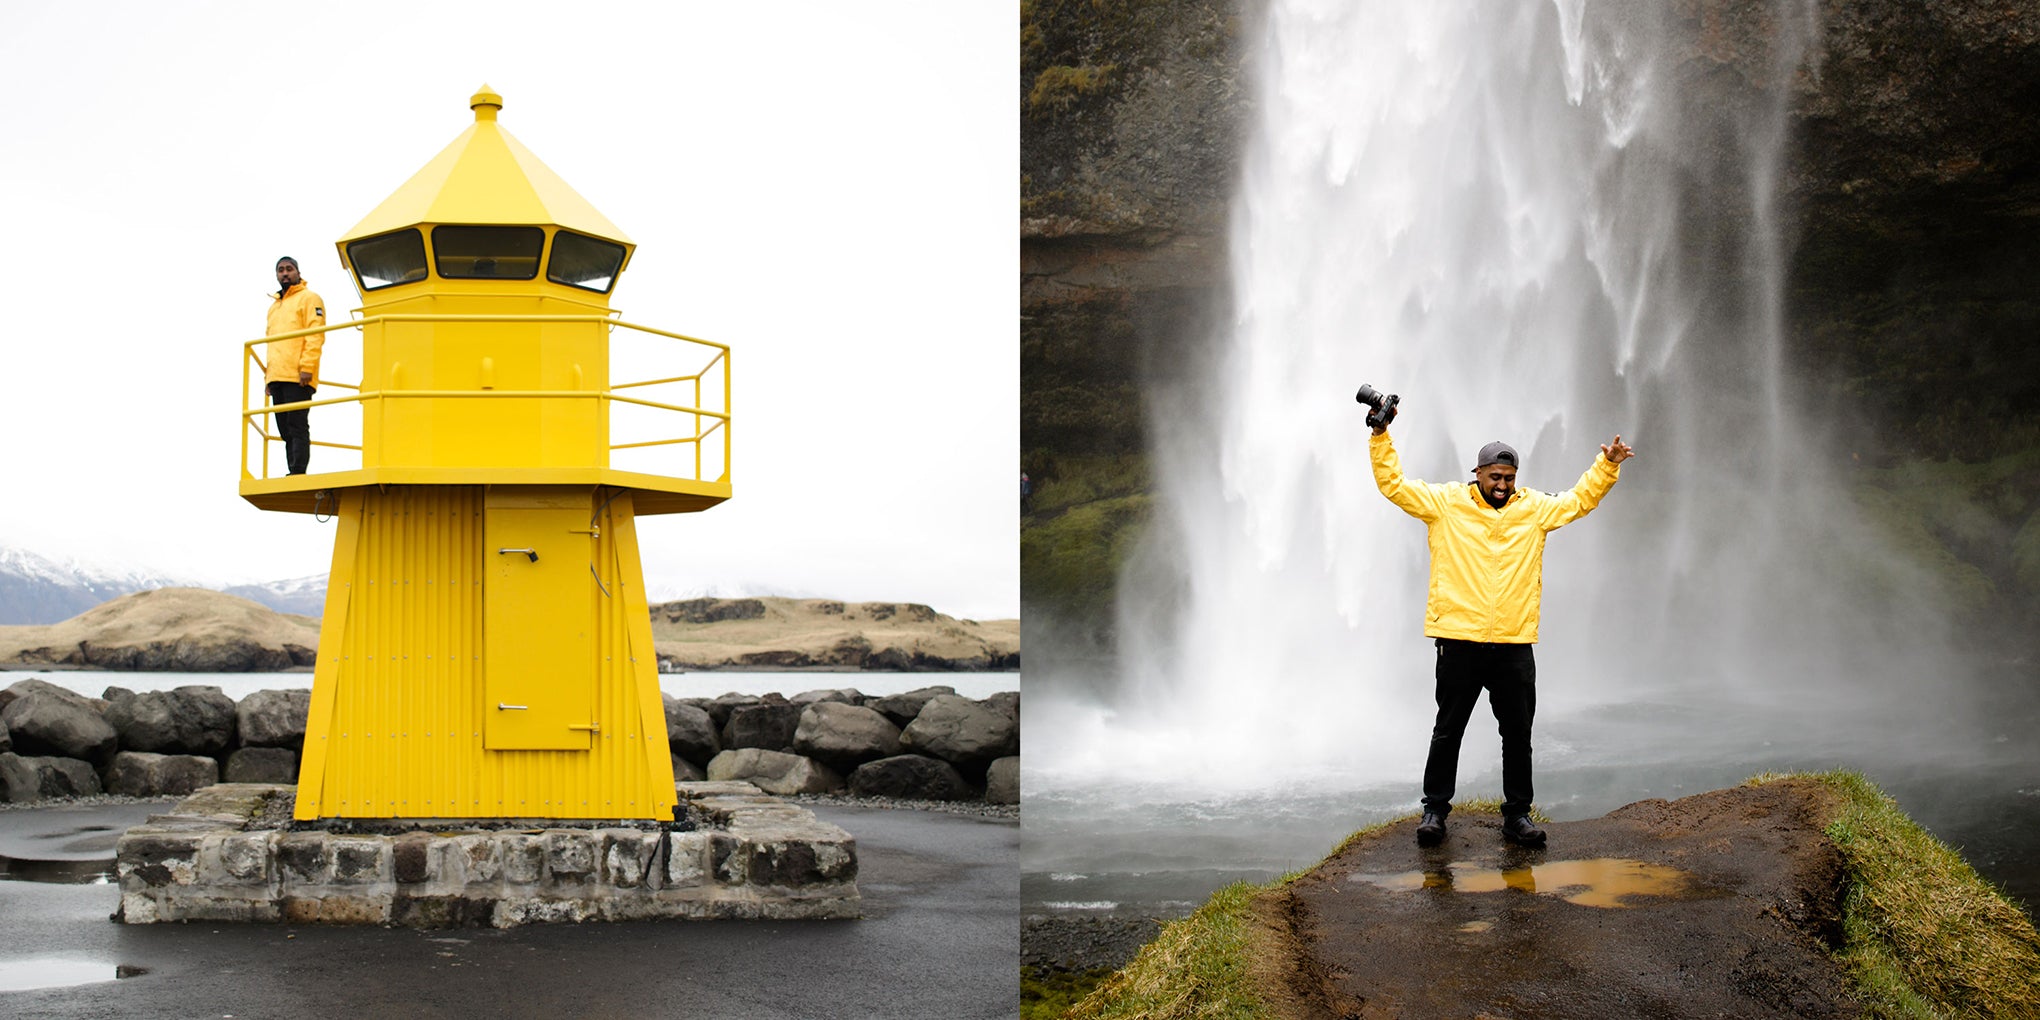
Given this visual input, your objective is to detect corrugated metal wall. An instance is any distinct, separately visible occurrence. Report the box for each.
[295,485,677,820]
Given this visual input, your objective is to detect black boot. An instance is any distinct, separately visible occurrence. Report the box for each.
[1416,812,1447,847]
[1501,814,1546,848]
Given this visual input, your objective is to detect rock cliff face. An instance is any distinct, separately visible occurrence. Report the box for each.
[1020,0,2040,630]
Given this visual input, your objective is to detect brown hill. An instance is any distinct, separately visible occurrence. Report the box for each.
[649,597,1019,671]
[0,590,1020,673]
[0,587,319,671]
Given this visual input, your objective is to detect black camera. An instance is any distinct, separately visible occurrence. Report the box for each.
[1355,383,1400,429]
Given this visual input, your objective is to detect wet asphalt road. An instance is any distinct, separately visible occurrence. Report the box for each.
[0,801,1019,1019]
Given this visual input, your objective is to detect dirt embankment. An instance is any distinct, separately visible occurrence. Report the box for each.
[1263,781,1861,1020]
[0,590,1020,673]
[649,597,1019,671]
[0,588,318,671]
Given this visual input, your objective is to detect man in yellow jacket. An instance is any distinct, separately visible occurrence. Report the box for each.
[265,256,325,475]
[1371,414,1633,848]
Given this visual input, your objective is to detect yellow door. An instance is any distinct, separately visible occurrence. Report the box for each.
[483,488,596,750]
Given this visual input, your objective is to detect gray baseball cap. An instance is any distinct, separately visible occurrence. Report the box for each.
[1474,441,1519,470]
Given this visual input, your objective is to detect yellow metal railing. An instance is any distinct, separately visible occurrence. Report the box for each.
[241,314,730,484]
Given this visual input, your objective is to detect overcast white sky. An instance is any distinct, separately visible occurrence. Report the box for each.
[0,2,1018,619]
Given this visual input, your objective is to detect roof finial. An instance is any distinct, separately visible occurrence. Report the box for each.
[470,84,503,122]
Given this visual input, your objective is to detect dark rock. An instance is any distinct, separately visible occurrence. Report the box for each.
[737,649,811,668]
[789,688,864,706]
[77,638,294,672]
[705,748,843,795]
[104,687,237,757]
[792,703,903,771]
[868,685,959,727]
[984,691,1020,720]
[864,647,912,671]
[0,678,95,715]
[102,686,137,703]
[722,703,802,752]
[1,691,118,763]
[985,756,1020,805]
[900,694,1019,776]
[0,718,8,754]
[662,696,721,767]
[225,747,298,784]
[848,754,973,801]
[701,693,765,730]
[237,688,312,749]
[104,751,219,797]
[661,597,767,624]
[0,752,103,802]
[670,754,705,783]
[284,643,318,668]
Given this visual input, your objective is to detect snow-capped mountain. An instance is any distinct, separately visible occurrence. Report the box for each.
[220,574,330,617]
[0,546,328,624]
[0,546,197,624]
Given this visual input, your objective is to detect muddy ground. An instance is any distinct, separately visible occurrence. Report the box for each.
[1264,780,1863,1019]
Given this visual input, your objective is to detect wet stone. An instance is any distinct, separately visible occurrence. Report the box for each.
[545,831,596,880]
[330,838,387,884]
[276,833,329,883]
[393,832,431,884]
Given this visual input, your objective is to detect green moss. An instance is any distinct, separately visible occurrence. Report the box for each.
[1752,771,2040,1020]
[1023,967,1115,1020]
[1030,64,1118,113]
[1021,492,1151,618]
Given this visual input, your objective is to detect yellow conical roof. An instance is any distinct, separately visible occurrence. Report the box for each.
[340,86,632,245]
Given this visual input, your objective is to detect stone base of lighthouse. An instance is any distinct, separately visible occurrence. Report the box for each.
[113,782,858,927]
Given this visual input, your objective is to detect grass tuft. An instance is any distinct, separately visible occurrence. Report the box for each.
[1059,882,1273,1020]
[1751,770,2040,1019]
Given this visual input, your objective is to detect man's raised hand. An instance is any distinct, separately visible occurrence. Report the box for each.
[1601,435,1635,464]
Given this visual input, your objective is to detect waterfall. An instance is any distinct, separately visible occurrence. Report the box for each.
[1030,0,1966,798]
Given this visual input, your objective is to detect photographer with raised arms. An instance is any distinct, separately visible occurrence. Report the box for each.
[1360,384,1634,848]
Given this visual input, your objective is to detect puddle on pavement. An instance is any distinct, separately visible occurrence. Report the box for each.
[0,854,116,884]
[1350,858,1702,909]
[0,958,148,993]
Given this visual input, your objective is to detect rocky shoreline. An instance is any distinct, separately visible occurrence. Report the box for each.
[0,676,1020,810]
[0,589,1022,674]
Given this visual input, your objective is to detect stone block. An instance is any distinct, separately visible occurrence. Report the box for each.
[276,832,330,883]
[224,747,298,784]
[600,829,658,888]
[330,837,388,885]
[666,831,710,888]
[710,831,746,884]
[217,832,274,884]
[455,834,501,885]
[106,751,220,798]
[545,831,597,880]
[394,832,432,884]
[500,833,545,884]
[119,830,203,887]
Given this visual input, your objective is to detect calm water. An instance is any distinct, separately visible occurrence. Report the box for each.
[8,670,1016,703]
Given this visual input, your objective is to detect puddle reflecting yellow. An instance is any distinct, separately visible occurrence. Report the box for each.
[1350,858,1699,909]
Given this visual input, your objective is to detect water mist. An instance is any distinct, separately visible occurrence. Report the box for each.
[1030,0,1977,809]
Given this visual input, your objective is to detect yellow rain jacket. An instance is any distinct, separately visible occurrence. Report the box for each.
[1371,430,1620,643]
[265,281,326,386]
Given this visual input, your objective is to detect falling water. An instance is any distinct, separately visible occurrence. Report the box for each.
[1029,0,1991,826]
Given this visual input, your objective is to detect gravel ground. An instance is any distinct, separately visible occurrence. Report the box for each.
[2,790,1016,819]
[1022,913,1167,973]
[790,791,1018,819]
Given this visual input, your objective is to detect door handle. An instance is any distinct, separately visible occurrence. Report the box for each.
[497,547,539,562]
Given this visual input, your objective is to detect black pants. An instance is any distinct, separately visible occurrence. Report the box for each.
[267,381,315,475]
[1421,639,1537,819]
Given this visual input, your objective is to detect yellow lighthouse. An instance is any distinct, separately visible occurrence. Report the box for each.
[240,87,730,822]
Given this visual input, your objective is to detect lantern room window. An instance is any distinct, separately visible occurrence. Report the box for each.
[434,225,544,279]
[547,230,627,293]
[347,229,428,291]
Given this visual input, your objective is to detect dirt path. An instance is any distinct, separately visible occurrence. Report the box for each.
[1267,780,1863,1019]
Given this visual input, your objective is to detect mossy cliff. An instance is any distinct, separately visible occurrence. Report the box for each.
[1019,0,2040,644]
